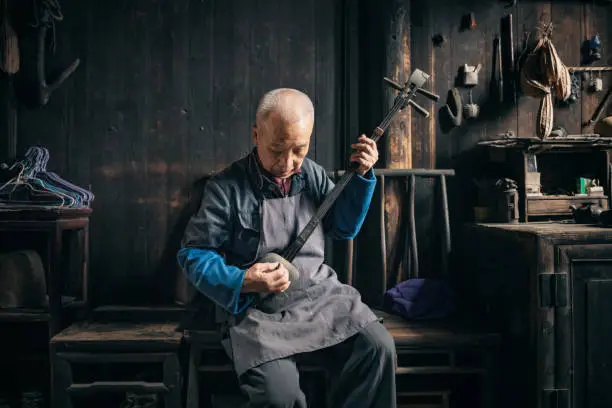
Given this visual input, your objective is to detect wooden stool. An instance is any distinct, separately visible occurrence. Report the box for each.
[50,321,183,408]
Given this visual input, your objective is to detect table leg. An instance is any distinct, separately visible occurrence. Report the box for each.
[186,344,202,408]
[50,347,73,408]
[164,353,182,408]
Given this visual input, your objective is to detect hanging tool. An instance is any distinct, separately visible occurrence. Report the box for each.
[587,35,602,63]
[497,36,503,103]
[443,88,463,127]
[462,63,482,87]
[585,84,612,127]
[463,89,479,119]
[257,69,439,286]
[492,35,503,103]
[590,72,603,93]
[501,14,516,104]
[563,73,580,105]
[460,12,477,31]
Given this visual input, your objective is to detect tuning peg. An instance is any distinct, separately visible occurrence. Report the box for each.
[383,77,404,91]
[416,88,440,102]
[407,100,430,118]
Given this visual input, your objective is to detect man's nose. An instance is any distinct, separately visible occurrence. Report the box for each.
[281,152,293,167]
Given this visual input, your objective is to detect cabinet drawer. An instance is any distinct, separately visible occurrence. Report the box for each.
[527,195,608,216]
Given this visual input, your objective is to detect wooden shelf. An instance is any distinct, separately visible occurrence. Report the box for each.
[0,297,85,323]
[479,136,612,153]
[0,308,51,323]
[567,66,612,73]
[0,207,92,221]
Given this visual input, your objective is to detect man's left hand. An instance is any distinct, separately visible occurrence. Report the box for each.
[350,134,379,176]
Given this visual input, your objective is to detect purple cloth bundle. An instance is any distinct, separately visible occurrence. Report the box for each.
[383,278,457,320]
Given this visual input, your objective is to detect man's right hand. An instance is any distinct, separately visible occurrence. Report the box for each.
[241,262,291,293]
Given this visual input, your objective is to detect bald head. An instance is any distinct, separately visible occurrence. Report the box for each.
[255,88,315,128]
[252,88,315,179]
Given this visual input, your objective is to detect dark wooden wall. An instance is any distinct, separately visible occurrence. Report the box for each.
[359,0,612,169]
[2,0,347,304]
[1,0,611,305]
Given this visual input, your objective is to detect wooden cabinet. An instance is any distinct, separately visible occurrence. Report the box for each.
[461,222,612,408]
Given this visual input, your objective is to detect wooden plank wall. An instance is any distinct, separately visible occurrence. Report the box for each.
[0,0,611,305]
[374,0,612,168]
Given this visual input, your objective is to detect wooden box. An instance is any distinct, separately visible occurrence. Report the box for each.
[460,222,612,408]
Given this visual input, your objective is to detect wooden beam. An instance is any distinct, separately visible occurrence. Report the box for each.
[341,0,360,164]
[384,0,412,169]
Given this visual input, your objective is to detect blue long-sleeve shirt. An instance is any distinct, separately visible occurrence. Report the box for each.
[177,153,376,315]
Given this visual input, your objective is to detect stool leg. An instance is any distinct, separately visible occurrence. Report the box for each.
[164,354,182,408]
[50,350,73,408]
[186,344,202,408]
[482,349,497,408]
[442,391,450,408]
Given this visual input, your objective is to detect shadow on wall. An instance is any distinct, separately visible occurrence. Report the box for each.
[153,175,212,306]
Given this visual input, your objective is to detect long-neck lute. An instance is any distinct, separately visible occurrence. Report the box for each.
[260,68,439,281]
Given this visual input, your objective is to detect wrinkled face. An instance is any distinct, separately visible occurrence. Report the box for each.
[252,112,313,179]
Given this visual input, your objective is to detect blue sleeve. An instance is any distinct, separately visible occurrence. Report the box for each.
[178,179,254,314]
[322,168,377,239]
[177,247,253,314]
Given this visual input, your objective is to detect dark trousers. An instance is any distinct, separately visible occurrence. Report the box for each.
[238,321,397,408]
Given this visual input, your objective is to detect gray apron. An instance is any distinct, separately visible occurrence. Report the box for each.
[222,190,378,377]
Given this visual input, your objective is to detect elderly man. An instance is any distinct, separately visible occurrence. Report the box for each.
[178,88,396,408]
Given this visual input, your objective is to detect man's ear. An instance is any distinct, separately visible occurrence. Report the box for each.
[252,124,258,145]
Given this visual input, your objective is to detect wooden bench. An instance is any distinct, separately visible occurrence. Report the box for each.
[184,169,502,408]
[49,307,184,408]
[185,309,499,408]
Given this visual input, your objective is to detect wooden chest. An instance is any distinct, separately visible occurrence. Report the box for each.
[460,222,612,408]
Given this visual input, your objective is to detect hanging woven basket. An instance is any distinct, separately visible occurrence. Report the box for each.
[519,24,571,139]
